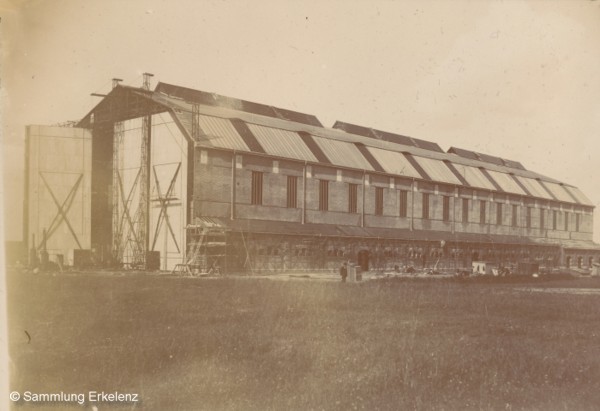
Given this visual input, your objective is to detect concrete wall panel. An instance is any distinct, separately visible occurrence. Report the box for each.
[25,125,92,264]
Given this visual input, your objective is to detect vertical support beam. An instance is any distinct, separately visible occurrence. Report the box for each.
[410,179,415,231]
[186,106,199,258]
[361,171,366,228]
[452,187,458,234]
[91,120,114,257]
[112,121,124,261]
[147,117,152,253]
[163,219,168,271]
[231,153,236,220]
[140,72,155,263]
[186,138,194,224]
[137,114,151,263]
[302,163,306,224]
[192,104,200,140]
[520,196,524,239]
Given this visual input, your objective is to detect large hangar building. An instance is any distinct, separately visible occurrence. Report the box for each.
[25,77,600,272]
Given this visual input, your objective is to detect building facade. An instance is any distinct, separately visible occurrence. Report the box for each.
[69,79,598,273]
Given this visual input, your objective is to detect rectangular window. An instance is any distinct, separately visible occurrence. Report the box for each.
[348,184,358,213]
[553,210,557,230]
[399,190,408,218]
[565,212,569,231]
[526,207,532,228]
[251,171,263,205]
[375,187,384,216]
[540,209,545,229]
[286,176,297,208]
[512,204,518,227]
[442,196,450,222]
[422,193,430,219]
[480,201,486,224]
[462,198,469,222]
[496,203,503,225]
[319,180,329,211]
[576,213,580,232]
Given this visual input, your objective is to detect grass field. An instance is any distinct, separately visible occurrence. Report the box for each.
[7,270,600,410]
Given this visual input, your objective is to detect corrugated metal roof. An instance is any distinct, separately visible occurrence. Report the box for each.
[503,159,525,170]
[451,163,496,190]
[448,147,526,170]
[216,217,591,247]
[554,239,600,250]
[245,123,317,162]
[413,157,461,185]
[333,121,444,152]
[270,106,323,127]
[297,132,331,163]
[230,119,265,153]
[564,186,594,206]
[172,109,192,135]
[355,144,385,172]
[542,181,576,203]
[371,129,416,148]
[366,146,422,178]
[477,168,504,192]
[149,86,591,207]
[443,161,470,186]
[444,160,470,187]
[312,136,374,170]
[478,152,505,166]
[332,121,377,138]
[156,82,323,127]
[485,170,527,195]
[413,139,444,153]
[515,176,553,200]
[196,115,249,151]
[448,147,479,161]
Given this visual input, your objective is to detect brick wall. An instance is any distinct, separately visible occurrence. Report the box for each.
[193,148,594,242]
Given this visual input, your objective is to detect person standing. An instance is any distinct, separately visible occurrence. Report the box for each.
[340,262,348,282]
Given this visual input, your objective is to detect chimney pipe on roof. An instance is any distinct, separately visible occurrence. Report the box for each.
[112,78,123,89]
[142,72,154,90]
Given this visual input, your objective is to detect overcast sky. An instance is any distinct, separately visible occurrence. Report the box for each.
[2,0,599,242]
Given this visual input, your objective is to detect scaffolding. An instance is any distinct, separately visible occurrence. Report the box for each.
[110,75,125,262]
[173,224,226,275]
[112,121,145,266]
[111,120,124,261]
[109,74,156,267]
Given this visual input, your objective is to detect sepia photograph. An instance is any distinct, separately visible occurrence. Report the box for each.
[2,0,600,409]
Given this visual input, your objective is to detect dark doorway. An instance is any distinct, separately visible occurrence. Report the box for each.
[566,256,571,268]
[357,250,369,271]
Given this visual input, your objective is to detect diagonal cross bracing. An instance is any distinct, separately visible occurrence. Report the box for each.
[38,172,84,249]
[151,163,182,253]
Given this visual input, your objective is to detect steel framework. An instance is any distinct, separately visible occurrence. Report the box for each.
[110,73,155,267]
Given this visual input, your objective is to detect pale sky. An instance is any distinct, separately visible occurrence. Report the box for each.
[2,0,599,242]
